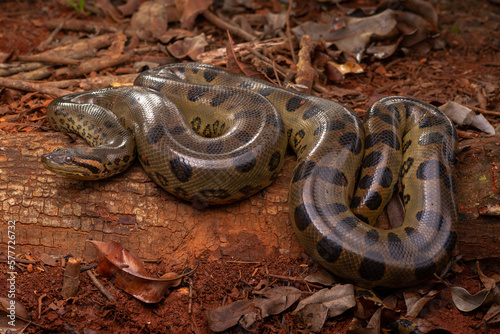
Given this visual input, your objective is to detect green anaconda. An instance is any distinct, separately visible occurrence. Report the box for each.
[42,63,458,288]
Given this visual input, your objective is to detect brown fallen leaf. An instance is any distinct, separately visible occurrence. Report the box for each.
[206,286,304,332]
[167,33,208,60]
[0,297,31,332]
[89,240,195,303]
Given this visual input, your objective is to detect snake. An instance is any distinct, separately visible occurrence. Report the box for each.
[42,63,458,288]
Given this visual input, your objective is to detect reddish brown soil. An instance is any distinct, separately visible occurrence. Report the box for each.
[1,0,500,333]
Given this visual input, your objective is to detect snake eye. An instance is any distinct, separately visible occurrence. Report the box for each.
[64,156,73,163]
[53,148,63,153]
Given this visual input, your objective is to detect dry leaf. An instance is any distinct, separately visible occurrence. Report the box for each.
[176,0,213,29]
[90,240,193,303]
[0,297,31,332]
[167,33,208,60]
[206,286,303,332]
[292,284,356,332]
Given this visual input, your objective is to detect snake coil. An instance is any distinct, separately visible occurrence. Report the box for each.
[42,63,457,288]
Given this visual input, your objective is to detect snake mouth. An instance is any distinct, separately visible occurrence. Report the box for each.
[41,152,98,179]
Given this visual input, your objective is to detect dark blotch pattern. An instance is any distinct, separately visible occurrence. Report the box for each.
[443,230,458,257]
[292,160,316,183]
[387,232,405,260]
[169,126,186,135]
[294,203,315,231]
[336,217,359,237]
[364,191,382,210]
[401,157,414,177]
[416,210,446,230]
[376,167,393,188]
[414,254,437,281]
[286,96,305,112]
[191,117,201,132]
[416,159,451,189]
[364,229,379,246]
[268,151,281,172]
[313,120,345,136]
[187,87,209,101]
[234,150,256,173]
[418,115,446,128]
[316,233,343,263]
[302,106,322,120]
[365,130,400,150]
[339,132,362,155]
[211,91,236,107]
[378,113,399,129]
[169,157,192,183]
[203,70,218,83]
[146,125,167,145]
[359,175,373,189]
[293,130,305,148]
[418,132,446,146]
[405,227,430,252]
[318,167,348,186]
[362,151,383,168]
[258,87,275,96]
[359,251,386,281]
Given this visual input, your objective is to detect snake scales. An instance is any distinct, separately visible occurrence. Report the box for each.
[42,63,457,288]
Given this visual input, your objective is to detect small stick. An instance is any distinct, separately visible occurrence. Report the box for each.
[285,0,297,64]
[469,105,500,117]
[0,77,72,96]
[38,293,47,319]
[17,55,80,66]
[203,10,256,42]
[86,270,115,302]
[267,273,324,289]
[38,20,65,51]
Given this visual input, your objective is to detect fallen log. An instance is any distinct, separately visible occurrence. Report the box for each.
[0,133,498,270]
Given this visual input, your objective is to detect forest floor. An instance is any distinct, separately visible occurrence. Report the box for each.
[0,0,500,333]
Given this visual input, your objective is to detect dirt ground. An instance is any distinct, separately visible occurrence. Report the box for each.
[0,0,500,333]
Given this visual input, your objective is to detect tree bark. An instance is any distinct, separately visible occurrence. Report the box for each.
[0,133,498,269]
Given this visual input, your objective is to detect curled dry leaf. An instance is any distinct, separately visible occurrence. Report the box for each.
[445,263,500,312]
[167,33,208,60]
[176,0,213,29]
[0,297,31,332]
[206,286,303,332]
[440,101,495,135]
[404,290,439,318]
[89,240,194,303]
[292,284,356,331]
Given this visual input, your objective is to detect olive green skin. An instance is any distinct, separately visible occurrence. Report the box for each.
[42,63,457,288]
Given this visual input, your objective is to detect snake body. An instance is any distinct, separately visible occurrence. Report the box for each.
[42,63,457,288]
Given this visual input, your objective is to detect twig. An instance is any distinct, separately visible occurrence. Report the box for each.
[38,293,47,319]
[267,273,324,289]
[54,52,134,79]
[285,0,297,64]
[80,263,98,272]
[17,55,80,66]
[86,270,115,302]
[469,105,500,117]
[0,123,52,131]
[37,19,65,51]
[0,77,72,96]
[202,10,256,42]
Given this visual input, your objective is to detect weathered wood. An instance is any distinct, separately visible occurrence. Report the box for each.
[0,133,498,269]
[0,133,298,270]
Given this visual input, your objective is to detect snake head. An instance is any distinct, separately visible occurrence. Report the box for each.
[41,147,105,180]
